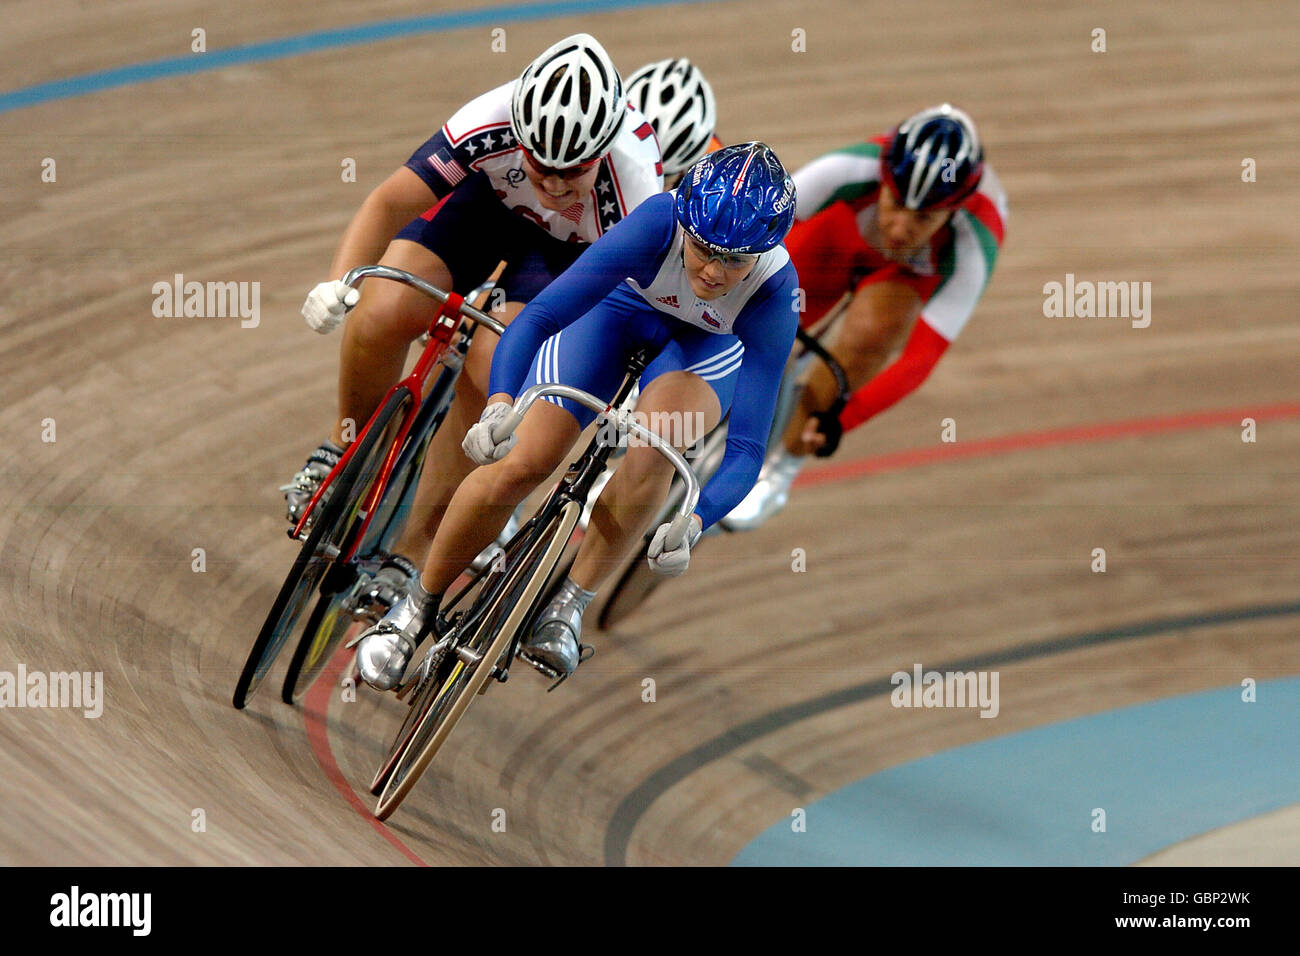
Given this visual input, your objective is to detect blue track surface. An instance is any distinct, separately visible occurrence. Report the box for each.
[733,677,1300,866]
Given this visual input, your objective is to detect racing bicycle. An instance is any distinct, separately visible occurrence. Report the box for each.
[367,348,702,819]
[232,265,505,709]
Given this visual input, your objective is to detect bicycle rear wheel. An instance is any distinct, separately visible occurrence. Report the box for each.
[277,566,364,707]
[232,389,411,709]
[371,500,581,819]
[595,423,729,630]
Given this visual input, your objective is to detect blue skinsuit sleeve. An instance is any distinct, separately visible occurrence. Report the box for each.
[694,264,800,530]
[487,192,676,398]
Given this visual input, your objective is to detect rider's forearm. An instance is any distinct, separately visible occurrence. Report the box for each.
[838,319,949,431]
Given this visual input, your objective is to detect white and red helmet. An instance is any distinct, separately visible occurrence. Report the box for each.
[626,58,718,177]
[510,34,627,169]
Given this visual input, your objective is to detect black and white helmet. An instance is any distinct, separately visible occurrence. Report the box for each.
[626,58,718,177]
[510,33,627,169]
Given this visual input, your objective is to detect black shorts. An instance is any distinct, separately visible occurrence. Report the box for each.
[394,172,585,304]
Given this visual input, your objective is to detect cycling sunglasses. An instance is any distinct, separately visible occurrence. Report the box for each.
[683,235,759,270]
[522,150,602,181]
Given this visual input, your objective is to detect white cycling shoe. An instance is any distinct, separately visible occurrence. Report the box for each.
[719,448,806,531]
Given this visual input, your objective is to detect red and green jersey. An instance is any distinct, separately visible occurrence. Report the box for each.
[789,136,1008,430]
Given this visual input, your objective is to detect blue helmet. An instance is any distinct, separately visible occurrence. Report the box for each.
[882,104,984,211]
[674,142,796,254]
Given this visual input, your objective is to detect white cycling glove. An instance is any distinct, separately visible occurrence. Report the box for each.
[647,514,703,577]
[463,401,517,465]
[302,280,361,334]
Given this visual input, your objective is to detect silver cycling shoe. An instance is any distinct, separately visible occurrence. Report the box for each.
[280,440,345,527]
[354,591,429,691]
[719,448,806,531]
[345,555,419,626]
[521,578,596,679]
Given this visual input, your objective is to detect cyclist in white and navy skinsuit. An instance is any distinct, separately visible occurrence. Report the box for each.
[353,143,801,689]
[282,34,662,626]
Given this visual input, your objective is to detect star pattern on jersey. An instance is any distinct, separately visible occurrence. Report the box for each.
[451,124,518,168]
[592,164,624,233]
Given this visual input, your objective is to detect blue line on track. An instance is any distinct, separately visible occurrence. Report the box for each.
[0,0,721,115]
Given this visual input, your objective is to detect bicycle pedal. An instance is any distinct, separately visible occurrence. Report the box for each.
[393,656,428,702]
[539,644,594,693]
[395,635,453,701]
[519,652,560,681]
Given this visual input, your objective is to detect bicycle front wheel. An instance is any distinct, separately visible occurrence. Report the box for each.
[372,499,581,820]
[233,389,411,709]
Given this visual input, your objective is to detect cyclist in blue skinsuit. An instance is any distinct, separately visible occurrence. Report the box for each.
[354,142,799,687]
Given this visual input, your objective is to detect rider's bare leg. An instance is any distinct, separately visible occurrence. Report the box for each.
[330,240,451,449]
[568,371,721,592]
[417,401,582,598]
[387,302,527,565]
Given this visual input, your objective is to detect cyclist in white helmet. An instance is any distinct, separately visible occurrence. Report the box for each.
[465,56,726,561]
[282,34,662,614]
[625,58,723,188]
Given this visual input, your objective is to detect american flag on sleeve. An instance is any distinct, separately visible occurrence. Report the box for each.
[427,148,467,186]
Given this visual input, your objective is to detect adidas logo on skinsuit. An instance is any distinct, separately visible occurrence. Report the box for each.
[656,295,680,308]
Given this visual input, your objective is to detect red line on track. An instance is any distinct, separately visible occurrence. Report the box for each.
[301,399,1300,864]
[302,648,428,866]
[794,401,1300,489]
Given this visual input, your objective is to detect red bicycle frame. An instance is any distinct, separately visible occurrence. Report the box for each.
[289,266,503,558]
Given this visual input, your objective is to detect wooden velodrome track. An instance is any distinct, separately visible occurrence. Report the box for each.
[1,0,1296,865]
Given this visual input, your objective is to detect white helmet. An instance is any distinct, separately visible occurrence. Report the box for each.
[510,34,627,169]
[626,58,717,176]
